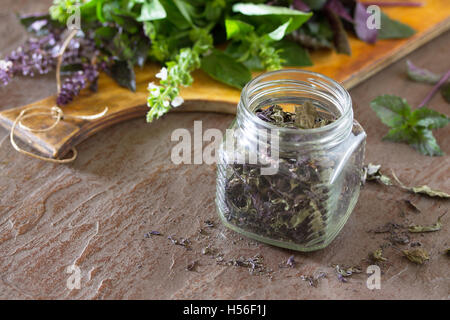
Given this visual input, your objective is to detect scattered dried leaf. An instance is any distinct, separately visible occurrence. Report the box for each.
[363,163,393,185]
[300,272,327,287]
[402,248,430,264]
[392,171,450,198]
[408,213,446,233]
[371,248,388,262]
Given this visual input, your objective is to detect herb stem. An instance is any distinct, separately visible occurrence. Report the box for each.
[417,69,450,108]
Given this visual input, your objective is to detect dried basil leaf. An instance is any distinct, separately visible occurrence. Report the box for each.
[392,171,450,198]
[301,271,326,287]
[372,248,387,262]
[363,163,392,185]
[408,213,445,233]
[402,248,429,264]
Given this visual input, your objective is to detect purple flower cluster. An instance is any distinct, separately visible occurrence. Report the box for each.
[8,34,59,78]
[56,63,99,106]
[0,60,13,86]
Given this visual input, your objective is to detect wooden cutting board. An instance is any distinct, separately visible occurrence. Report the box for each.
[1,0,449,159]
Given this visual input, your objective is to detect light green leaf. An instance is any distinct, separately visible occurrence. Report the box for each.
[201,50,251,89]
[225,19,254,39]
[378,12,415,39]
[411,107,449,129]
[370,95,411,127]
[273,40,312,67]
[268,19,292,41]
[138,0,166,21]
[232,3,312,33]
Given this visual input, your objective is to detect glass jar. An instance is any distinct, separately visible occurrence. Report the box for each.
[215,70,366,252]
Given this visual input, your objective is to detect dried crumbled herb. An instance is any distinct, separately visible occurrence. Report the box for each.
[408,213,445,233]
[363,163,392,185]
[286,255,296,268]
[222,102,365,249]
[334,265,362,283]
[402,248,430,264]
[219,254,270,275]
[144,230,162,238]
[256,102,335,129]
[445,249,450,257]
[392,171,450,198]
[371,248,388,262]
[301,271,327,287]
[186,261,198,271]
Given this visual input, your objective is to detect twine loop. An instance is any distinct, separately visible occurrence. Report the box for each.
[10,29,108,164]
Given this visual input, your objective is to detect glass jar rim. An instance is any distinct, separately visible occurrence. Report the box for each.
[239,69,352,134]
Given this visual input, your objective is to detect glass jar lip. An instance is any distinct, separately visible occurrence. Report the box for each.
[240,69,352,134]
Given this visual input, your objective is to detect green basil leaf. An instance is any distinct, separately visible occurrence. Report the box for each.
[232,3,312,33]
[201,50,251,89]
[225,19,254,39]
[378,12,415,39]
[273,40,312,67]
[138,0,167,21]
[370,95,411,127]
[268,19,292,41]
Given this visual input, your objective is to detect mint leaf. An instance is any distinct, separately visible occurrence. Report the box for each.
[383,127,411,142]
[409,130,443,157]
[371,95,448,156]
[378,12,415,39]
[370,95,411,127]
[201,50,251,89]
[410,107,449,129]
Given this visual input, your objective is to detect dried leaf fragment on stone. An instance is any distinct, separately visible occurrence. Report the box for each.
[334,265,362,282]
[363,163,392,185]
[408,213,445,233]
[402,248,430,264]
[372,248,387,262]
[392,171,450,198]
[300,272,327,287]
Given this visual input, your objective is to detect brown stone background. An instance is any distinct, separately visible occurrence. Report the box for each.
[0,1,449,299]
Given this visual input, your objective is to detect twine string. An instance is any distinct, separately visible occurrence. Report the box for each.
[10,29,108,163]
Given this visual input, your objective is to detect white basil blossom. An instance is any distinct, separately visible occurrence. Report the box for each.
[147,82,160,97]
[0,60,13,71]
[162,100,170,108]
[155,67,168,81]
[171,96,184,107]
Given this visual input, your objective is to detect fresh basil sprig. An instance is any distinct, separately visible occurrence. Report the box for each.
[370,95,449,156]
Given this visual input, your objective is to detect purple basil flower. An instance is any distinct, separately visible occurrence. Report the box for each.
[57,63,99,106]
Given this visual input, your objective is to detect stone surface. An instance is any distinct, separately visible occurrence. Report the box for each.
[0,1,449,299]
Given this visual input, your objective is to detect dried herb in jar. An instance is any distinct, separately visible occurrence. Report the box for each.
[222,102,364,249]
